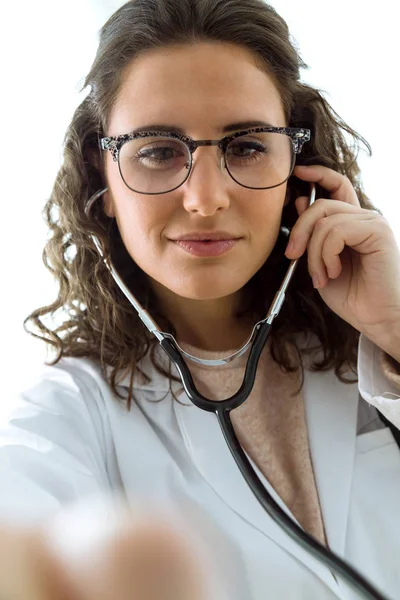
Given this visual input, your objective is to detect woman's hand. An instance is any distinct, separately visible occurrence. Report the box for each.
[286,165,400,360]
[0,511,206,600]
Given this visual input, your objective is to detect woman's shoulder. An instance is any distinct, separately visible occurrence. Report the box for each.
[27,355,107,398]
[0,356,118,521]
[38,355,105,385]
[5,356,114,437]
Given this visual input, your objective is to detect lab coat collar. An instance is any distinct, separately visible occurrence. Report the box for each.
[172,346,358,596]
[112,337,358,594]
[106,343,173,393]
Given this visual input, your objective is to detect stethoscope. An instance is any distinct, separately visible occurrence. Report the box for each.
[85,183,391,600]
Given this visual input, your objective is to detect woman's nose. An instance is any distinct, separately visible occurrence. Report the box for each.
[181,149,231,216]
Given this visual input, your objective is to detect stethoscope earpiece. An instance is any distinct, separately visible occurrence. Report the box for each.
[280,225,290,237]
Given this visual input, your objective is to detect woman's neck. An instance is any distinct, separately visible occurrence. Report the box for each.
[150,283,254,352]
[176,314,254,352]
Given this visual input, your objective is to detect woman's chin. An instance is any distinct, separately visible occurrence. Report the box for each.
[171,283,245,302]
[148,273,252,304]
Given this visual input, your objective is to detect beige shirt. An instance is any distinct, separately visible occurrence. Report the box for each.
[179,337,328,546]
[177,338,400,549]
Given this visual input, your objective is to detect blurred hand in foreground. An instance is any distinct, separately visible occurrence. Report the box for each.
[0,499,208,600]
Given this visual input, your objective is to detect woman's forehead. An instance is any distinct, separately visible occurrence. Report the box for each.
[108,42,286,136]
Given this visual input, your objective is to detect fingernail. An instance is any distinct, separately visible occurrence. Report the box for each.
[312,274,321,288]
[285,240,296,255]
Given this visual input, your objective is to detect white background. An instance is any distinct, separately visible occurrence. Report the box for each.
[0,1,398,408]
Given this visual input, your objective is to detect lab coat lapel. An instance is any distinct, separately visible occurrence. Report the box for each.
[174,361,358,592]
[303,364,358,556]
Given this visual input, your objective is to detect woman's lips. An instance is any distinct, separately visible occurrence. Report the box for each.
[172,239,239,257]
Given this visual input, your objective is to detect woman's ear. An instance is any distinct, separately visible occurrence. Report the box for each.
[103,190,116,218]
[87,149,115,218]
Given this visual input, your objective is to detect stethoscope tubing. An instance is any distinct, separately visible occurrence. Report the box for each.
[161,329,390,600]
[85,183,392,600]
[218,409,389,600]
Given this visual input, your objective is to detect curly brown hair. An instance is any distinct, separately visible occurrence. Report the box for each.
[24,0,378,409]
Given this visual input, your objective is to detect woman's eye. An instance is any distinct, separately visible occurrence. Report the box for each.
[138,146,178,161]
[230,141,266,154]
[227,141,268,163]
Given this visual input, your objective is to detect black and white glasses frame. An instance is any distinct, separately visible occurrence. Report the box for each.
[87,125,314,366]
[100,126,311,194]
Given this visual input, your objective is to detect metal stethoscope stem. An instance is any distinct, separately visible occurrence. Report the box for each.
[85,183,391,600]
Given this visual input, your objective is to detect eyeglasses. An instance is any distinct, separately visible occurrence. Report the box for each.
[100,126,311,195]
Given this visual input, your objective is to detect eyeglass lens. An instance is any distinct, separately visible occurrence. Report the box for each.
[118,132,294,194]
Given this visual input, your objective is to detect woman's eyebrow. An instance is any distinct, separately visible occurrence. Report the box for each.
[129,119,276,135]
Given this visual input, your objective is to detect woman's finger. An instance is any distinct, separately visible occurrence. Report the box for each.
[0,524,67,600]
[294,195,310,217]
[286,199,371,259]
[306,213,375,286]
[293,165,360,205]
[44,499,208,600]
[58,518,206,600]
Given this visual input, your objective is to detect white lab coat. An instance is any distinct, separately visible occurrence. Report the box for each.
[1,333,400,600]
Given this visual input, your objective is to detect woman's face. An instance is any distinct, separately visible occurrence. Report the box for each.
[103,42,288,304]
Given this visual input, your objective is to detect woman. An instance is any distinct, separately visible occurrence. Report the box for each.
[1,0,400,598]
